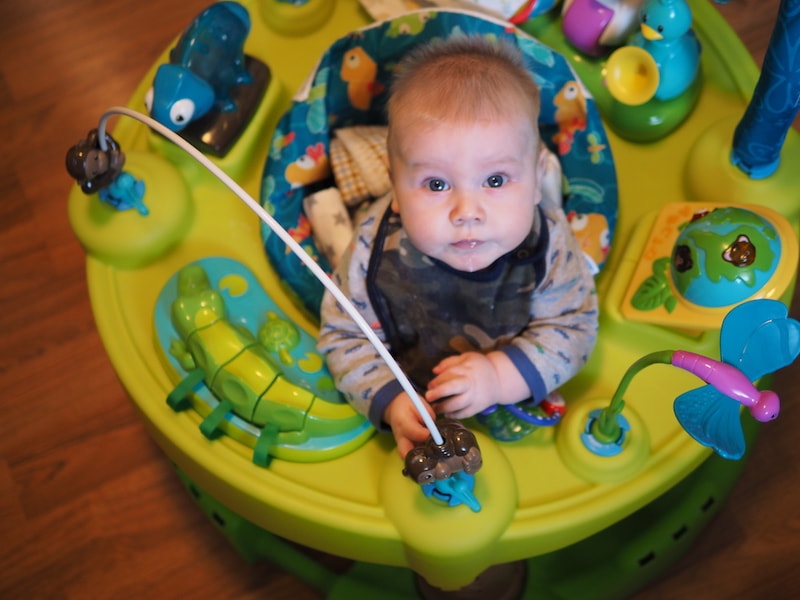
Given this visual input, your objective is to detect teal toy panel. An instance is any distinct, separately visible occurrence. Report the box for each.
[260,9,618,316]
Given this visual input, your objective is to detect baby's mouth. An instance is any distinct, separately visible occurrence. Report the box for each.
[452,239,483,250]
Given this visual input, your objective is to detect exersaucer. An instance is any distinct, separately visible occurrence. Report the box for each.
[66,0,800,597]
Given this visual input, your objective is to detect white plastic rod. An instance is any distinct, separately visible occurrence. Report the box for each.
[96,107,443,445]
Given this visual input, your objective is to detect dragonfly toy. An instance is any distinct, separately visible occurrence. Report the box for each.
[673,298,800,459]
[588,299,800,459]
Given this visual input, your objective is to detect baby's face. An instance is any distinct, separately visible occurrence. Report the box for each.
[389,114,543,272]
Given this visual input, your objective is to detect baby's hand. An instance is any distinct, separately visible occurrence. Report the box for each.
[383,392,435,458]
[425,352,500,419]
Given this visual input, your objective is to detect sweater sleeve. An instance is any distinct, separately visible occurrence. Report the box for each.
[317,194,400,429]
[499,202,599,402]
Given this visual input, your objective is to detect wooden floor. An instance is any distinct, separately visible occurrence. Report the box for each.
[1,1,798,598]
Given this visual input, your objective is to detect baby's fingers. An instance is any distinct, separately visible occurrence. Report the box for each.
[426,375,467,403]
[429,394,461,415]
[431,353,469,374]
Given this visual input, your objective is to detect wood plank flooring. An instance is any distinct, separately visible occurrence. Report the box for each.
[1,1,798,598]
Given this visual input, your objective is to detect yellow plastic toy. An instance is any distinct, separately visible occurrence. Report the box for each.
[66,1,800,597]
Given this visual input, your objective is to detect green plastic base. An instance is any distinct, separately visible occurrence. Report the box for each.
[172,418,757,599]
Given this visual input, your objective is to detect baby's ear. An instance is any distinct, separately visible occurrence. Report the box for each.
[386,139,395,181]
[537,145,564,208]
[537,144,549,171]
[387,158,399,212]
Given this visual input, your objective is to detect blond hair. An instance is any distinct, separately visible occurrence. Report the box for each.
[387,35,541,130]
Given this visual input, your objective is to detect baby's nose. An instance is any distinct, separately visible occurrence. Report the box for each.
[449,192,485,225]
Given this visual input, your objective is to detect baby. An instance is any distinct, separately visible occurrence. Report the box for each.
[318,35,598,457]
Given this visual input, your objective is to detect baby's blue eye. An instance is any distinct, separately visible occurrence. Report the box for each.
[427,178,449,192]
[486,174,506,188]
